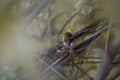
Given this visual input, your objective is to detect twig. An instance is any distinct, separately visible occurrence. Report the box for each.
[15,0,51,28]
[57,11,78,35]
[97,36,120,80]
[59,19,108,48]
[65,61,120,65]
[70,19,108,41]
[36,18,41,35]
[78,66,94,80]
[73,25,108,50]
[43,23,108,73]
[105,18,112,52]
[33,53,68,80]
[107,69,120,80]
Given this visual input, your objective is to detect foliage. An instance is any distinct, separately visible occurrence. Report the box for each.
[0,0,120,80]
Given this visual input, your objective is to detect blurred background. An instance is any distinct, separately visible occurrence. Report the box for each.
[0,0,120,80]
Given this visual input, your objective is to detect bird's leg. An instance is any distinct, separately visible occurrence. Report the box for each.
[60,47,65,59]
[70,49,75,70]
[61,52,64,59]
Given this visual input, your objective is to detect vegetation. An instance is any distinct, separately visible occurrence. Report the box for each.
[0,0,120,80]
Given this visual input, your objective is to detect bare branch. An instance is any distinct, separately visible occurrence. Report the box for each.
[57,11,78,35]
[96,36,120,80]
[107,69,120,80]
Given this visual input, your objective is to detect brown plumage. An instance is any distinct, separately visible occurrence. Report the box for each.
[63,32,73,46]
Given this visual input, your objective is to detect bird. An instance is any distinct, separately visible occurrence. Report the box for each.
[63,31,76,48]
[62,31,76,66]
[55,31,75,59]
[63,32,72,46]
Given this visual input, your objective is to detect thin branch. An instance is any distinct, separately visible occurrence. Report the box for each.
[107,69,120,80]
[105,18,112,52]
[15,0,51,28]
[97,36,120,80]
[60,19,108,45]
[65,61,120,65]
[26,0,50,25]
[57,11,78,35]
[36,18,41,35]
[73,25,108,50]
[33,53,68,80]
[78,66,94,80]
[70,19,108,42]
[43,23,108,73]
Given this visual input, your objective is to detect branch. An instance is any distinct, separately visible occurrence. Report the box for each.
[42,23,108,74]
[57,11,78,35]
[33,53,68,80]
[65,61,120,65]
[70,19,108,43]
[107,69,120,80]
[15,0,51,28]
[96,36,120,80]
[73,24,108,50]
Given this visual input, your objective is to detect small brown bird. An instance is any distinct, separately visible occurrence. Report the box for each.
[63,32,76,66]
[63,31,73,47]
